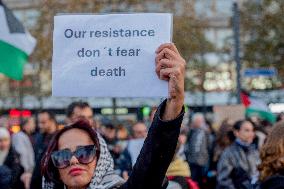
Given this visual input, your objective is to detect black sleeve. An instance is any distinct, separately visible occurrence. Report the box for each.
[120,99,184,189]
[30,156,42,189]
[4,149,25,189]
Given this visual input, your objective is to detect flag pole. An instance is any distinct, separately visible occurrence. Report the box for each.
[233,2,242,104]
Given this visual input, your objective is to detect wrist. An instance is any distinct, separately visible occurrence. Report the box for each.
[168,95,184,108]
[162,97,184,121]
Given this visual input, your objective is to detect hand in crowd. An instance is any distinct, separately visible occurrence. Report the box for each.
[21,172,32,189]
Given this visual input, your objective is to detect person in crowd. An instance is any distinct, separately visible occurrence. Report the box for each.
[132,121,148,139]
[66,101,96,129]
[176,129,187,160]
[258,121,284,189]
[0,127,25,189]
[166,141,191,179]
[128,122,148,163]
[12,117,35,189]
[213,119,234,169]
[116,121,149,179]
[185,113,210,188]
[66,101,115,166]
[101,123,118,160]
[217,120,260,189]
[116,124,129,141]
[30,110,58,189]
[101,124,117,148]
[207,119,234,189]
[113,124,129,175]
[41,43,185,189]
[164,132,199,189]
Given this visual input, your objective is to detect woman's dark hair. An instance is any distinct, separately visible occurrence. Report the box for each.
[41,119,100,183]
[216,120,234,148]
[233,119,254,131]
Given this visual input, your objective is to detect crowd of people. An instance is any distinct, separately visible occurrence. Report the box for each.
[1,102,284,189]
[0,43,284,189]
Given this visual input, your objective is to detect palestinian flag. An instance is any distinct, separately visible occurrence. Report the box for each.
[0,0,36,80]
[241,91,276,123]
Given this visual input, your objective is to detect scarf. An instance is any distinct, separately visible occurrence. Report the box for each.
[235,138,254,152]
[43,133,125,189]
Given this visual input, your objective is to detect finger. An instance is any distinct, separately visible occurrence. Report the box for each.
[156,43,180,55]
[155,61,164,77]
[155,59,171,76]
[155,48,178,62]
[155,59,173,76]
[159,58,175,69]
[159,68,171,81]
[155,48,174,63]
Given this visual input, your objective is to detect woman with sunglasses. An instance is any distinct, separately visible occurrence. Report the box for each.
[41,43,186,189]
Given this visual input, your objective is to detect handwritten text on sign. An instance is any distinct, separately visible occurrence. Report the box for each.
[52,13,172,97]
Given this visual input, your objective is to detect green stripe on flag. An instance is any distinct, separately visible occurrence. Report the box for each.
[246,107,276,123]
[0,40,28,80]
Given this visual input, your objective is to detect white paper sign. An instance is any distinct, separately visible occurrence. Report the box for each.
[52,13,172,97]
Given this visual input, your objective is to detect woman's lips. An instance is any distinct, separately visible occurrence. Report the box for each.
[69,167,85,176]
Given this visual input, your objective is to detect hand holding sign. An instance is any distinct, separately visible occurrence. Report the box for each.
[155,43,185,120]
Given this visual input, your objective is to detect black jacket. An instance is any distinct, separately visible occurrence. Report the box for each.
[217,141,260,189]
[119,100,184,189]
[0,147,25,189]
[260,174,284,189]
[30,133,55,189]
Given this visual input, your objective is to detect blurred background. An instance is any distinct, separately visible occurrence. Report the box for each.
[0,0,284,128]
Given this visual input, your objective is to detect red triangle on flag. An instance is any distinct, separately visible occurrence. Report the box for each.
[241,92,251,107]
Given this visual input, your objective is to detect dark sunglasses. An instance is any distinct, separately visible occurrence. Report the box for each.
[51,145,98,169]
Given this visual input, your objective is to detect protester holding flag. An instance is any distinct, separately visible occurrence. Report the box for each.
[0,0,36,80]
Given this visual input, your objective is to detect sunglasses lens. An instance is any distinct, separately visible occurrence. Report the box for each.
[51,149,71,169]
[75,145,96,164]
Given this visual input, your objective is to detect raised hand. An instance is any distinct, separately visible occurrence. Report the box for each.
[155,43,186,120]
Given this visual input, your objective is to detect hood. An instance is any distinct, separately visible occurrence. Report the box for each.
[166,158,190,178]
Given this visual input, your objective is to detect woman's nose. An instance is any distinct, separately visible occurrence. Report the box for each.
[69,155,80,165]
